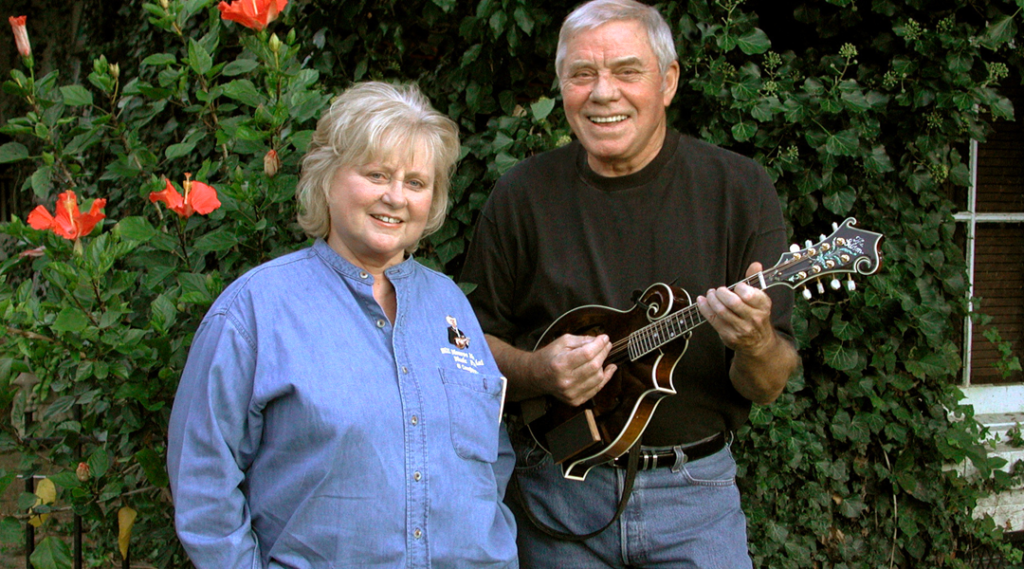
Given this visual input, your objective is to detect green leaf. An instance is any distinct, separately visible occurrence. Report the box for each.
[135,448,170,488]
[289,91,328,122]
[42,396,76,422]
[165,141,196,160]
[823,342,860,371]
[59,85,93,107]
[824,129,859,156]
[530,97,555,121]
[52,308,90,333]
[31,165,54,198]
[489,10,508,35]
[115,217,158,243]
[736,28,771,55]
[513,6,534,35]
[822,188,855,215]
[0,517,21,545]
[150,294,178,332]
[188,38,213,76]
[88,448,111,479]
[946,51,973,74]
[905,351,951,379]
[864,145,894,173]
[0,141,29,163]
[494,151,519,176]
[142,53,176,66]
[222,59,259,76]
[0,470,13,497]
[30,536,72,569]
[980,15,1016,50]
[46,472,81,490]
[193,227,239,253]
[222,79,262,107]
[732,122,757,142]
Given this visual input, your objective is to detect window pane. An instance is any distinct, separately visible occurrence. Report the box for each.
[977,85,1024,214]
[970,223,1024,385]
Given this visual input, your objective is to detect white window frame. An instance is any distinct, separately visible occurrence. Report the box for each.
[954,138,1024,532]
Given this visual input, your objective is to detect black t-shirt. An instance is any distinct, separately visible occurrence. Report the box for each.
[461,130,795,445]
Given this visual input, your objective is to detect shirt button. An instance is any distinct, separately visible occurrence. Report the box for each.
[402,366,408,374]
[413,529,422,539]
[410,416,418,426]
[413,471,422,481]
[359,271,368,279]
[376,319,386,328]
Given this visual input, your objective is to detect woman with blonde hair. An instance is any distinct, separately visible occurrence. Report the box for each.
[168,81,518,569]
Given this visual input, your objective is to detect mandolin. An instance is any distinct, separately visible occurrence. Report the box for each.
[520,217,884,481]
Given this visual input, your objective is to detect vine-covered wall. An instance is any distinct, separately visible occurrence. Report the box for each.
[0,0,1021,567]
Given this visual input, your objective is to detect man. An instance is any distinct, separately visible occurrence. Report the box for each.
[460,0,800,567]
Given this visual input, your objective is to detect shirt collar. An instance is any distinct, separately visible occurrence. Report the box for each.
[576,129,681,192]
[312,239,418,282]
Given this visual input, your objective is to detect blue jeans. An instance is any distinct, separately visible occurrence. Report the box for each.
[508,437,753,569]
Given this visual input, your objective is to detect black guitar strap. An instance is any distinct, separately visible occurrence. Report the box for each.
[508,444,640,542]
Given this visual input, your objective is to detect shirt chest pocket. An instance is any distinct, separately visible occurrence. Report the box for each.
[438,368,504,463]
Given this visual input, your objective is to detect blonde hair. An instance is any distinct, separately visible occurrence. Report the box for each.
[296,81,460,253]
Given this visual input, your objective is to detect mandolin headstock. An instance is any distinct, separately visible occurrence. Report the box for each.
[764,218,884,298]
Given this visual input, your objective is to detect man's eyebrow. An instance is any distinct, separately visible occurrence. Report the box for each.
[608,56,645,67]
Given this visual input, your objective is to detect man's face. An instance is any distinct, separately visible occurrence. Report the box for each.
[560,20,679,177]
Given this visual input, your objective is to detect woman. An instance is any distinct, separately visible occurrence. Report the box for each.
[167,82,518,569]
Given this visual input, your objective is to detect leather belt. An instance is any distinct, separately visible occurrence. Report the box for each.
[610,432,726,470]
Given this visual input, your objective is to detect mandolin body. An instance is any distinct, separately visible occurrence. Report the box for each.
[523,283,691,481]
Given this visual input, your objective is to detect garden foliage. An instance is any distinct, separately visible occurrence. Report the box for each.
[0,0,1022,567]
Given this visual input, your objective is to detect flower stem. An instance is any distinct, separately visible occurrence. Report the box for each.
[175,216,193,273]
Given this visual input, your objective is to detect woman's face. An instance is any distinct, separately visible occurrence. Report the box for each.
[326,150,434,272]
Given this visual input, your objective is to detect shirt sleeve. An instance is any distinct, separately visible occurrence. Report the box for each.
[166,310,264,569]
[749,169,796,343]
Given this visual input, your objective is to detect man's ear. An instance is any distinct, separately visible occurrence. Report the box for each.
[661,60,680,106]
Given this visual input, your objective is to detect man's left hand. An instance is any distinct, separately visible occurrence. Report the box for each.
[696,262,776,356]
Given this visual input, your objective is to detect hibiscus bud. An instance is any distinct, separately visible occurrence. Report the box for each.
[76,462,91,482]
[264,149,280,178]
[18,245,46,258]
[269,33,281,54]
[159,0,169,8]
[8,15,31,58]
[110,63,120,81]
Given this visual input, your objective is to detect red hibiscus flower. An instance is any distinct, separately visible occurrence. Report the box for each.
[217,0,288,31]
[8,15,31,58]
[27,191,107,240]
[149,174,221,218]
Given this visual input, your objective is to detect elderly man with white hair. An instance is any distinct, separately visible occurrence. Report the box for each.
[462,1,800,567]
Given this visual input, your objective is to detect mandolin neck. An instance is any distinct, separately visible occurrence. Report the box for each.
[624,273,767,361]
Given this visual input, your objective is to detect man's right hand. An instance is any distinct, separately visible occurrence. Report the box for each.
[487,333,616,407]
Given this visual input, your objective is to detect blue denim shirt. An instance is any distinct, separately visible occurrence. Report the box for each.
[167,240,517,569]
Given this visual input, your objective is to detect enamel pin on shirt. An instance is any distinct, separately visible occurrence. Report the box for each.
[446,315,470,349]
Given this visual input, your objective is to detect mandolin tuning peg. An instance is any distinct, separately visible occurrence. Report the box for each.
[819,234,827,242]
[846,276,856,291]
[816,280,825,295]
[802,287,812,300]
[830,278,841,290]
[805,240,814,249]
[832,221,839,231]
[790,243,801,252]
